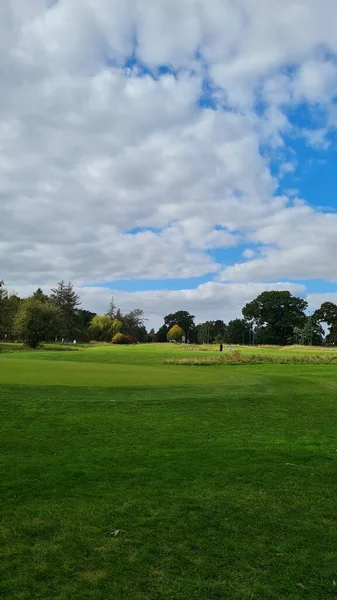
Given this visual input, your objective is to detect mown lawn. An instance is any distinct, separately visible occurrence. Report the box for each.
[1,345,337,599]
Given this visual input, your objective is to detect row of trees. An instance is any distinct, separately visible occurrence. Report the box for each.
[0,281,147,347]
[1,281,337,347]
[153,291,336,346]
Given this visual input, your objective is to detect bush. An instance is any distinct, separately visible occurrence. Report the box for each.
[112,333,137,345]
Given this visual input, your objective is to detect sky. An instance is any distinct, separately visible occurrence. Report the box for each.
[1,0,337,329]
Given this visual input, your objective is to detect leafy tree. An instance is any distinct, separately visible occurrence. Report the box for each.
[327,323,337,346]
[78,309,96,329]
[50,281,81,338]
[196,320,227,344]
[242,291,307,346]
[156,324,168,342]
[225,319,250,344]
[313,302,337,326]
[213,320,227,343]
[148,328,157,342]
[14,298,62,348]
[167,324,184,342]
[313,302,337,346]
[111,318,123,337]
[164,311,195,341]
[122,309,147,342]
[3,294,21,340]
[0,283,21,341]
[294,316,324,346]
[197,321,215,344]
[89,315,114,342]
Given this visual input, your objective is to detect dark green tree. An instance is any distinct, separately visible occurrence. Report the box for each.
[122,309,147,342]
[32,288,50,303]
[4,294,21,340]
[313,302,337,326]
[196,321,215,344]
[50,281,81,338]
[14,298,63,348]
[294,316,324,346]
[78,309,97,330]
[213,320,227,343]
[156,324,168,342]
[242,291,307,345]
[148,328,157,342]
[327,323,337,346]
[225,319,251,344]
[164,311,195,341]
[313,302,337,346]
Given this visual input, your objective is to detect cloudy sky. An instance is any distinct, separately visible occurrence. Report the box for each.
[2,0,337,328]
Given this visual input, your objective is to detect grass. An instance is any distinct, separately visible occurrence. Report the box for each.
[1,344,337,599]
[164,352,337,365]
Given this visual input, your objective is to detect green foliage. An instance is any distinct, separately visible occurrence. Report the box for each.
[313,301,337,346]
[243,290,307,345]
[0,290,21,340]
[77,309,97,329]
[89,315,115,341]
[111,318,123,336]
[313,301,337,326]
[122,308,147,342]
[196,320,227,344]
[326,322,337,346]
[13,298,62,348]
[32,287,50,303]
[164,311,195,341]
[294,317,324,346]
[112,333,137,344]
[50,281,81,338]
[148,328,157,342]
[167,324,184,342]
[156,324,168,342]
[226,319,251,344]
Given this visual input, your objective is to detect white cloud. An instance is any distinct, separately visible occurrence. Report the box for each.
[1,0,337,312]
[220,204,337,283]
[69,281,308,329]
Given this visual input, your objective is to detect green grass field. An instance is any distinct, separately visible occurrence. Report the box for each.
[1,344,337,599]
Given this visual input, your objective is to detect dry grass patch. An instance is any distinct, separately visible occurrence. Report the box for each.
[163,353,337,365]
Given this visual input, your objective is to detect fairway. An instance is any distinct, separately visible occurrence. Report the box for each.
[1,345,337,599]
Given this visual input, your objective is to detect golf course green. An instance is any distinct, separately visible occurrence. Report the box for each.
[1,343,337,599]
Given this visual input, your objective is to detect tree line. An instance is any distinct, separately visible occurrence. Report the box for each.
[0,281,336,347]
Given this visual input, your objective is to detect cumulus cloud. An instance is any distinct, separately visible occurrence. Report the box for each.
[76,281,307,329]
[1,0,337,321]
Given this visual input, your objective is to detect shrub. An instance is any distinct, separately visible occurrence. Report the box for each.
[112,333,137,345]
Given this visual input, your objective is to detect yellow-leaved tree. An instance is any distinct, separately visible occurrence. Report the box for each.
[167,324,184,342]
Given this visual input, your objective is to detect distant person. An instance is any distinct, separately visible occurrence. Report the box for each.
[228,345,232,352]
[73,339,76,346]
[219,343,223,352]
[61,338,64,345]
